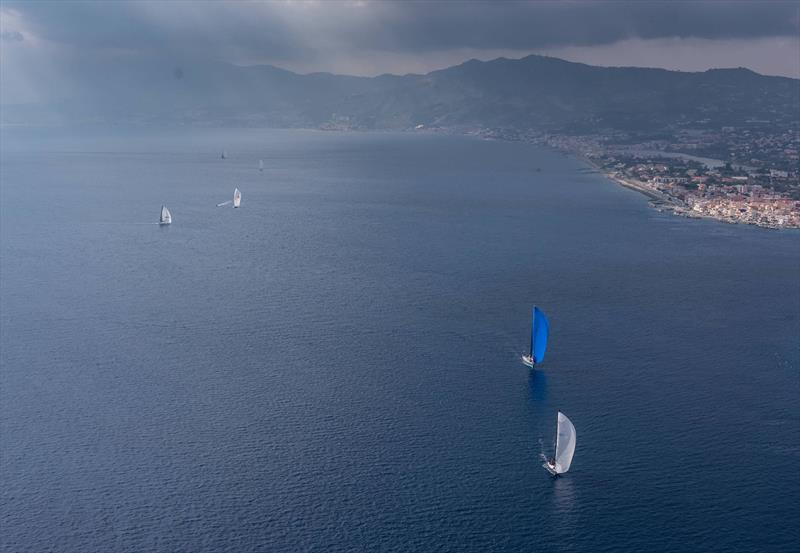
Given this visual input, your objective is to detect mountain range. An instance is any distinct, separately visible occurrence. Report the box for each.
[3,54,797,133]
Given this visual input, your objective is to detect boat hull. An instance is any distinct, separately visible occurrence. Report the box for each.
[542,462,559,476]
[521,354,534,368]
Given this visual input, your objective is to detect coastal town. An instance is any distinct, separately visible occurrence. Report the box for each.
[589,154,800,228]
[468,126,800,229]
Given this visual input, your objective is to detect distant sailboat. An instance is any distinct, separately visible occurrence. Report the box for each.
[221,150,227,159]
[159,205,172,225]
[541,412,576,476]
[233,187,241,208]
[259,159,264,172]
[522,306,549,367]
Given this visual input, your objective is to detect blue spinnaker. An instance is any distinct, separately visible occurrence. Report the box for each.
[531,307,549,365]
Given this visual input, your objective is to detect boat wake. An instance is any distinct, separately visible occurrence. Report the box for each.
[216,200,232,207]
[93,221,163,225]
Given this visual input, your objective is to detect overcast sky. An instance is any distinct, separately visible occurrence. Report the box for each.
[1,0,798,103]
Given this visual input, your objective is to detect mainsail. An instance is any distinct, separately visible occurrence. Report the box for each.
[160,205,172,224]
[554,412,576,474]
[259,159,264,172]
[233,188,242,208]
[531,307,549,364]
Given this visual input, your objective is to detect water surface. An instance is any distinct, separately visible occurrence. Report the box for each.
[1,128,798,552]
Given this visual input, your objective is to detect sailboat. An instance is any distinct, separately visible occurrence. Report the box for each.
[159,205,172,225]
[221,150,227,159]
[233,187,242,208]
[259,159,264,172]
[522,306,549,367]
[541,412,576,476]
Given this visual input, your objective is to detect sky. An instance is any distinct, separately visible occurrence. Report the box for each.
[1,0,798,104]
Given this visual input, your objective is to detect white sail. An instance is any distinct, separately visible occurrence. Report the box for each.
[160,205,172,224]
[259,159,264,171]
[233,188,241,208]
[554,412,576,474]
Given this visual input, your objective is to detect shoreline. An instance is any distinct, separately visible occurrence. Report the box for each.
[596,168,798,230]
[451,126,798,230]
[580,157,669,204]
[585,162,787,229]
[569,150,798,231]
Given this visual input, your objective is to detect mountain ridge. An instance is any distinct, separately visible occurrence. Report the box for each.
[2,54,796,132]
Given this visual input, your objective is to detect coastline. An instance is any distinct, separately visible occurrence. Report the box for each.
[581,157,669,204]
[579,155,698,217]
[444,125,799,230]
[576,154,798,230]
[589,163,799,230]
[549,141,798,230]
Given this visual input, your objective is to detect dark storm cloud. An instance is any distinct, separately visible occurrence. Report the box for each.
[357,1,799,52]
[5,0,797,62]
[3,0,313,61]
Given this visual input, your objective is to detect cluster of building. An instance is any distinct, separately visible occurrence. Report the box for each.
[686,196,800,228]
[592,155,800,229]
[666,127,798,173]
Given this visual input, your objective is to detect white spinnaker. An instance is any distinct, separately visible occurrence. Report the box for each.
[160,205,172,224]
[233,188,241,208]
[554,412,576,474]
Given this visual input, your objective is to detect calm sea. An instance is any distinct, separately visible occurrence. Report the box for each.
[1,128,798,552]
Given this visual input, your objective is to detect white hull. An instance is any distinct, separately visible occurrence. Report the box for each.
[521,354,534,368]
[542,462,559,476]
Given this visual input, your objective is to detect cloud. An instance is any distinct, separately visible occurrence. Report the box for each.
[6,0,798,63]
[1,30,24,42]
[353,1,799,52]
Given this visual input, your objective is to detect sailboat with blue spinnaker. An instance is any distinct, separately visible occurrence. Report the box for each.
[522,306,549,368]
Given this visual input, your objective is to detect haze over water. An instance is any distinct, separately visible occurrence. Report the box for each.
[1,128,798,552]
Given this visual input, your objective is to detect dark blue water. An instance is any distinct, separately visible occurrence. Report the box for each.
[2,128,798,552]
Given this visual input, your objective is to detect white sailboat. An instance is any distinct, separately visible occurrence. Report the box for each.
[159,205,172,225]
[541,412,576,476]
[233,187,242,208]
[259,159,264,172]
